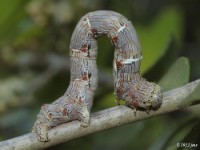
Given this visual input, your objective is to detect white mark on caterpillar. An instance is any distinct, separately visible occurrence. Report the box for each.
[32,10,163,142]
[86,17,91,28]
[122,56,143,64]
[71,48,80,52]
[117,24,126,33]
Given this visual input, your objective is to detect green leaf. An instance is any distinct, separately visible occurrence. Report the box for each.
[14,26,44,46]
[143,38,179,82]
[0,1,20,26]
[0,0,28,41]
[181,80,200,107]
[178,121,200,150]
[135,7,183,74]
[97,92,116,109]
[159,57,190,92]
[159,118,198,150]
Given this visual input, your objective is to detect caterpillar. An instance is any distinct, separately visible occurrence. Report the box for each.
[32,10,162,142]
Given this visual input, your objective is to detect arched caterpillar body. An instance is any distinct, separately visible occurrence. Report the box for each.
[33,10,162,142]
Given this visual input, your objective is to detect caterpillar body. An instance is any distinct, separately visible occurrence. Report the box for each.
[33,10,162,142]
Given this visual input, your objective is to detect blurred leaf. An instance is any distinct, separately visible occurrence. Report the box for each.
[182,81,200,107]
[0,0,28,41]
[178,121,200,150]
[0,109,29,127]
[160,118,198,150]
[0,108,35,139]
[0,1,21,26]
[14,26,44,46]
[135,7,183,74]
[92,122,145,149]
[97,36,114,69]
[159,57,190,92]
[97,92,116,109]
[0,76,34,114]
[143,36,179,82]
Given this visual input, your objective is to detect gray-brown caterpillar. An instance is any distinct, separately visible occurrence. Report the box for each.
[32,10,162,142]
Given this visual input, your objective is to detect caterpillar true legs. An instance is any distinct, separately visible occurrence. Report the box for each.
[32,10,162,142]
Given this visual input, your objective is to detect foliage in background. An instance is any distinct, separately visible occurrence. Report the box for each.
[0,0,200,149]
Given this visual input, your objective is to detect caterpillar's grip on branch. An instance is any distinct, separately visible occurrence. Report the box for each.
[32,10,162,142]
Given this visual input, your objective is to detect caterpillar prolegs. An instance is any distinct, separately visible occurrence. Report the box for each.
[32,10,162,142]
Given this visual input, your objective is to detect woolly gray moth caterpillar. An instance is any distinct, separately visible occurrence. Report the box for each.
[32,10,162,142]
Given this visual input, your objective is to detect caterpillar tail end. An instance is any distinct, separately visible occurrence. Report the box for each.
[32,105,51,142]
[32,102,92,142]
[77,101,91,127]
[32,121,49,142]
[32,103,92,142]
[79,106,91,127]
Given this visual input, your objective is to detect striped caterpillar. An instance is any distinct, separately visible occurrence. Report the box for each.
[32,10,162,142]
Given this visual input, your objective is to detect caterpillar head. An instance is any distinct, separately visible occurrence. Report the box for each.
[150,83,162,109]
[137,82,162,110]
[125,82,162,111]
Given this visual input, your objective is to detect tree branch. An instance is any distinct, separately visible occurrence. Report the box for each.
[0,79,200,150]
